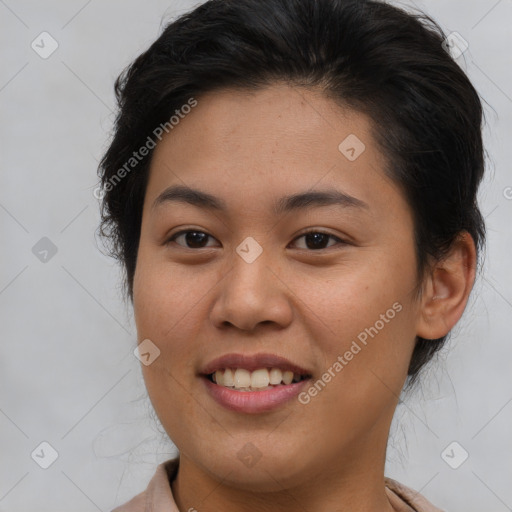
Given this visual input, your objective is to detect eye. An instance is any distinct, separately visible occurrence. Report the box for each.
[167,230,218,249]
[290,230,346,251]
[166,229,347,251]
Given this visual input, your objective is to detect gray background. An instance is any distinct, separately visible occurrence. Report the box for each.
[1,0,511,510]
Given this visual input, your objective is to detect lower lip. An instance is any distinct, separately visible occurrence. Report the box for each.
[202,376,310,414]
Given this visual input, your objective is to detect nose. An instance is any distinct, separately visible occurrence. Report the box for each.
[209,248,294,332]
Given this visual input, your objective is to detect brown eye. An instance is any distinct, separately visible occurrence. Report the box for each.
[168,230,217,249]
[166,229,346,251]
[291,231,346,250]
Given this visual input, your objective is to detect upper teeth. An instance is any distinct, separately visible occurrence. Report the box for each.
[213,368,302,389]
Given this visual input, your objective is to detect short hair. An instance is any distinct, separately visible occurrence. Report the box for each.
[97,0,487,384]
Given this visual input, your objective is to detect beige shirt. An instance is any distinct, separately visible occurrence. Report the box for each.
[112,458,444,512]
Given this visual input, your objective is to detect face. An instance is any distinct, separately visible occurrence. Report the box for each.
[133,83,422,491]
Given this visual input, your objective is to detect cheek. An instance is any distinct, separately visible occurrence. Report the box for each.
[133,250,205,338]
[298,252,413,331]
[132,255,205,419]
[301,252,417,388]
[296,287,414,441]
[132,251,219,400]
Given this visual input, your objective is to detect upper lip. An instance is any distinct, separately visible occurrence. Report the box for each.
[201,353,312,376]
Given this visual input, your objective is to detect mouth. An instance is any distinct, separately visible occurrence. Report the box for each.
[200,353,312,413]
[205,367,310,391]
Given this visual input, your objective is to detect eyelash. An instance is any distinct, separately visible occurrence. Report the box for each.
[166,229,347,251]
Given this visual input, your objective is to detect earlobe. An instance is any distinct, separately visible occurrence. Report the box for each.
[416,232,477,340]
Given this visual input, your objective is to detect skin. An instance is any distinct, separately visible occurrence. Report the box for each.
[132,83,476,512]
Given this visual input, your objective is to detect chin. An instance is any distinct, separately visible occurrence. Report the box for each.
[191,444,312,493]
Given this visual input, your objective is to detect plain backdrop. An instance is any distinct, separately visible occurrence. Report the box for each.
[1,0,511,510]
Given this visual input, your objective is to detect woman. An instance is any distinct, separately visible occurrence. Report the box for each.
[98,0,486,510]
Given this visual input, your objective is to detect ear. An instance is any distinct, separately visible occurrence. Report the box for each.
[416,232,477,340]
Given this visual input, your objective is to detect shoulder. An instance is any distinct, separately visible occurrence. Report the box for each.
[385,477,445,512]
[111,490,146,512]
[111,458,180,512]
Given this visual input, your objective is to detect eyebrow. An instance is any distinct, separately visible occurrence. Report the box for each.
[151,184,369,215]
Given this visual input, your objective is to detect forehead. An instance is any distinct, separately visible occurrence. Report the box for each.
[153,84,375,159]
[144,84,400,219]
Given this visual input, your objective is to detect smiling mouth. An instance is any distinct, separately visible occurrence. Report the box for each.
[206,367,311,392]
